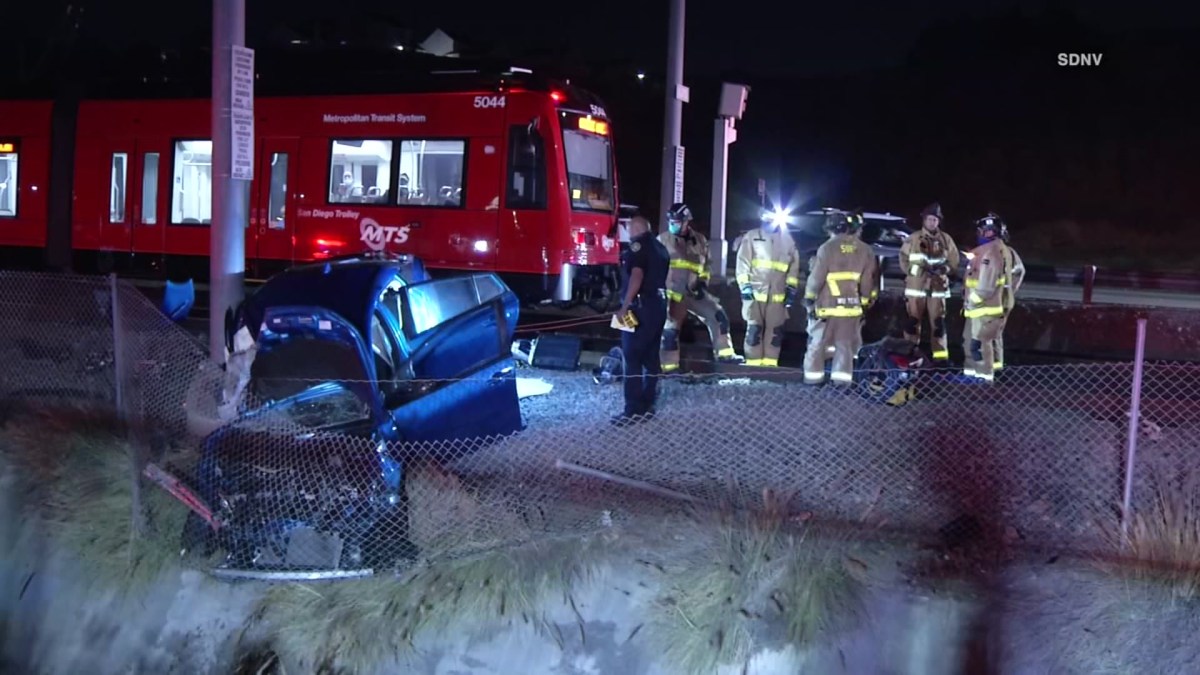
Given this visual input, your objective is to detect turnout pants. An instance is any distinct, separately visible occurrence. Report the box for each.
[963,315,1004,381]
[993,315,1011,370]
[742,299,789,366]
[661,291,735,372]
[904,292,950,361]
[621,296,668,415]
[803,317,862,384]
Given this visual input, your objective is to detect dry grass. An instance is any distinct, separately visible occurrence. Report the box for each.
[255,532,614,674]
[650,489,867,674]
[252,456,618,674]
[403,459,535,556]
[0,401,188,593]
[1103,468,1200,602]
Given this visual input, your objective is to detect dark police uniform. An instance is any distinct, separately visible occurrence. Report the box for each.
[617,230,670,422]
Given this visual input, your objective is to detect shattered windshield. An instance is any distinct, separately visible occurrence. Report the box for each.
[248,335,374,430]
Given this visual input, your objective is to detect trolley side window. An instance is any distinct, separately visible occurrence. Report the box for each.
[329,139,393,205]
[171,140,213,226]
[397,139,466,209]
[0,140,19,218]
[506,124,546,210]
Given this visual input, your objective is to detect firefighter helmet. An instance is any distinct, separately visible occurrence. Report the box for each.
[824,210,858,235]
[849,208,865,233]
[666,202,693,234]
[920,202,943,222]
[975,212,1004,242]
[666,202,693,223]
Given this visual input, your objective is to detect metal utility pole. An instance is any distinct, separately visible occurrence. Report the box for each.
[659,0,688,220]
[210,0,253,363]
[708,83,749,279]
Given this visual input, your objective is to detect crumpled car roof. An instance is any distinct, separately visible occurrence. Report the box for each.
[239,258,423,342]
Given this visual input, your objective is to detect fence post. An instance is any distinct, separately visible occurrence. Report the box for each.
[110,273,124,417]
[1082,265,1097,306]
[1121,317,1148,539]
[110,274,147,537]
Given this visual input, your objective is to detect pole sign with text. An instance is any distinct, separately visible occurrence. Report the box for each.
[231,46,255,181]
[673,145,685,204]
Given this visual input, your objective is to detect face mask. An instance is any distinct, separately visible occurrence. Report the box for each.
[668,221,682,235]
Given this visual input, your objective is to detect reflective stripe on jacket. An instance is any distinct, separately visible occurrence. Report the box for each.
[805,233,879,318]
[1001,245,1025,312]
[963,239,1011,319]
[659,229,711,302]
[735,227,800,303]
[899,229,960,297]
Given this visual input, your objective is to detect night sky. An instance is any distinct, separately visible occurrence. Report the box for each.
[17,0,1197,75]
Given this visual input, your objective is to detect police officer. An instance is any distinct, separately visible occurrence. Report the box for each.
[614,214,670,426]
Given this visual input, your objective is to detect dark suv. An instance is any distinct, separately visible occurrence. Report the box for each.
[789,208,912,277]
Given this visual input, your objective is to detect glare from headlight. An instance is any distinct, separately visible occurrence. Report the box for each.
[768,207,791,229]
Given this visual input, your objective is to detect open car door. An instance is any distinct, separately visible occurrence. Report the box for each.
[383,274,523,446]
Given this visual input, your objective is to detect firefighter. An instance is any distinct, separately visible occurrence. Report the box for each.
[802,211,879,385]
[658,203,741,372]
[613,215,670,425]
[994,220,1026,370]
[898,202,961,363]
[961,213,1012,382]
[735,208,801,367]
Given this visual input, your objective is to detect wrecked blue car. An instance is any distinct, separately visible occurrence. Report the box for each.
[181,254,525,573]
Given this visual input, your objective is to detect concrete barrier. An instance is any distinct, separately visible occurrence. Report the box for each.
[706,282,1200,363]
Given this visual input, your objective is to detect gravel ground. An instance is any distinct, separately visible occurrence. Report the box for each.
[456,363,1200,556]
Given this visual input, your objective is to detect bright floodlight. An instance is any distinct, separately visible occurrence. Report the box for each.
[763,207,791,228]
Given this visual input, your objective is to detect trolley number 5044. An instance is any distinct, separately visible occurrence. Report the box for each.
[473,95,507,109]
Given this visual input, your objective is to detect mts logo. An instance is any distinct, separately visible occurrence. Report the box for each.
[1058,53,1103,66]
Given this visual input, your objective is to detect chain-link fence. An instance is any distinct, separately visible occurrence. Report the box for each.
[0,270,1196,581]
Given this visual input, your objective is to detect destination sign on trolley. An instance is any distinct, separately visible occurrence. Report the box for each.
[578,117,608,135]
